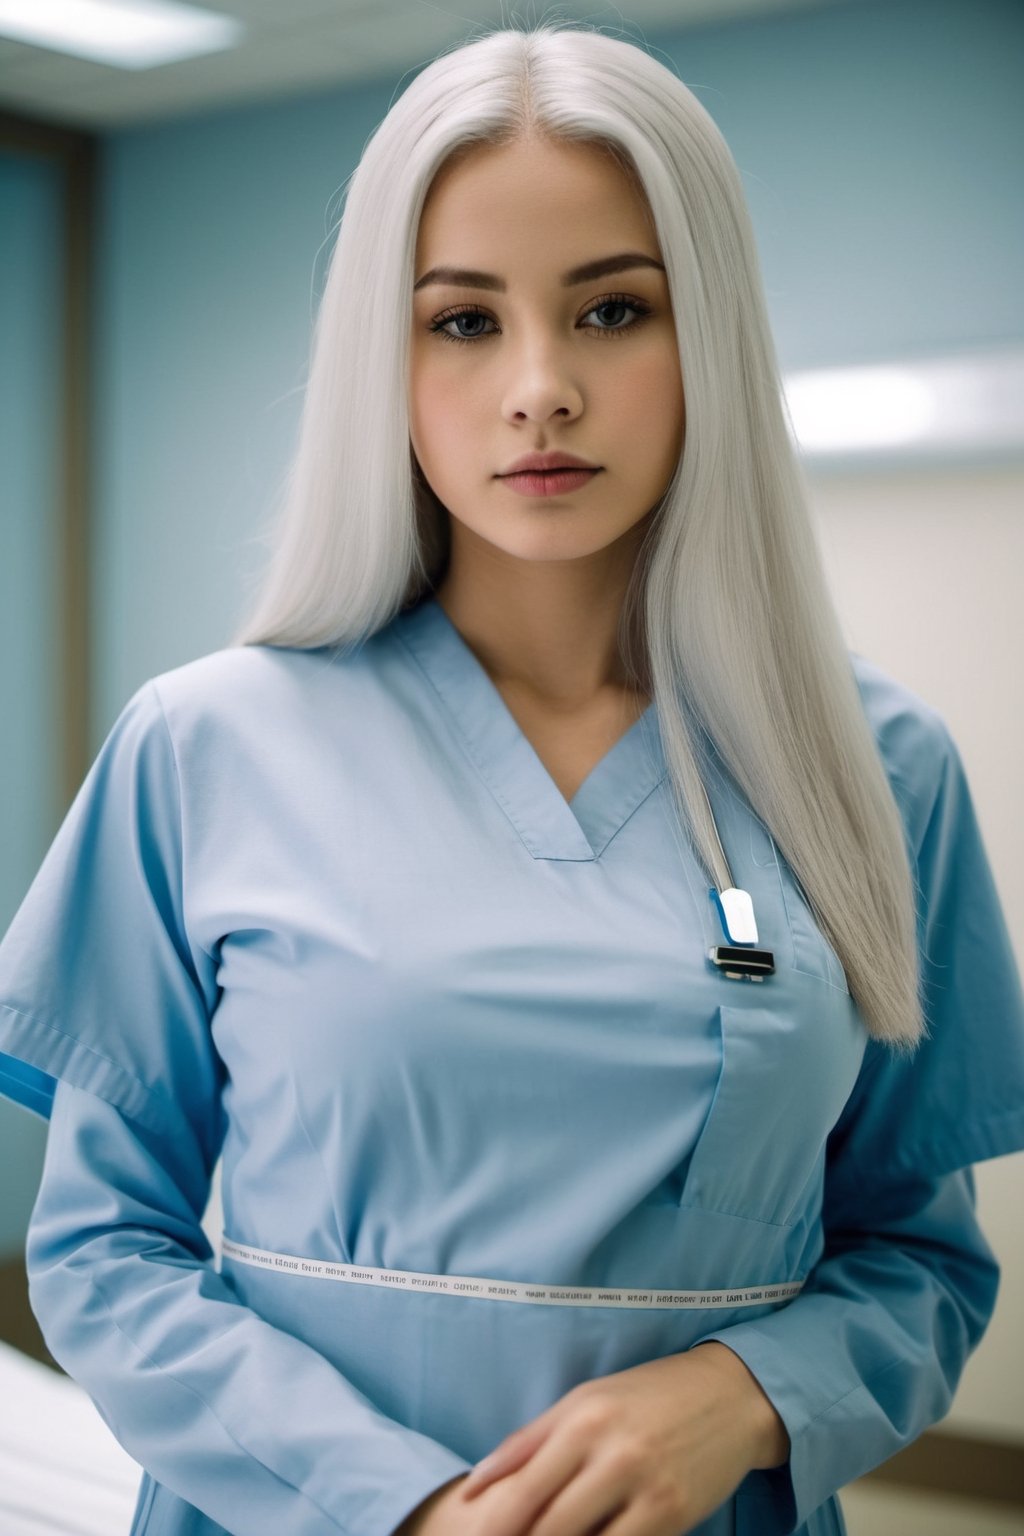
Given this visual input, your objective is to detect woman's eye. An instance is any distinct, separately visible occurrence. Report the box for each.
[433,309,495,342]
[580,298,652,335]
[427,295,652,346]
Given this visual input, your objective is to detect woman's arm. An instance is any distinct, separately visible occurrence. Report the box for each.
[0,680,473,1535]
[683,692,1024,1528]
[27,1079,473,1536]
[687,1341,790,1469]
[686,1161,1000,1529]
[392,1472,472,1535]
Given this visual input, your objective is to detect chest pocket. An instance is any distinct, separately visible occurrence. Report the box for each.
[676,988,867,1230]
[667,774,867,1228]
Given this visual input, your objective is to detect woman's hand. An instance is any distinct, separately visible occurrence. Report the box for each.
[400,1342,788,1536]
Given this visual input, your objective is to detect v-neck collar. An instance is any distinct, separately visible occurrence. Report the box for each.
[391,595,668,862]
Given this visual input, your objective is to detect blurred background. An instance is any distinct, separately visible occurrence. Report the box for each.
[1,0,1022,1531]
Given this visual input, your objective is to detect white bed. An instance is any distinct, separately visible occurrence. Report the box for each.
[0,1337,143,1535]
[0,1149,228,1531]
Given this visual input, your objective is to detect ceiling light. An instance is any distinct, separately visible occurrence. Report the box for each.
[783,347,1024,461]
[0,0,244,71]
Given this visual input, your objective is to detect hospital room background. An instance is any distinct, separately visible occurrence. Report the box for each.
[0,0,1021,1531]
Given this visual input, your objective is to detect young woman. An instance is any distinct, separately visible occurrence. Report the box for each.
[2,22,1023,1536]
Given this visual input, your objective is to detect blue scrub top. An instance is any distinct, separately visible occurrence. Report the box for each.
[2,592,1023,1536]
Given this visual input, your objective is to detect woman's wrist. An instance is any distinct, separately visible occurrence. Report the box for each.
[689,1340,790,1470]
[392,1472,470,1536]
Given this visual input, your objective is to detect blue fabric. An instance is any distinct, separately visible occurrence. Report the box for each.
[2,592,1023,1536]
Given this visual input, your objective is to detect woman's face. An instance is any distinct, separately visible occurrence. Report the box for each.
[409,135,685,568]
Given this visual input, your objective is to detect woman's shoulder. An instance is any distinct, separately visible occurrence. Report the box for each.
[847,651,964,859]
[848,650,955,783]
[143,639,374,739]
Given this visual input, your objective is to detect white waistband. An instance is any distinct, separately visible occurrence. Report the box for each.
[220,1235,804,1311]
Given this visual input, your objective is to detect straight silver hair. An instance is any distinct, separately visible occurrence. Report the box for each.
[231,20,926,1054]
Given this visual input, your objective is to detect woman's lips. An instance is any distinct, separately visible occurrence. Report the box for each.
[498,468,601,497]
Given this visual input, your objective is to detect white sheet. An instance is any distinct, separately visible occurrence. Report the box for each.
[0,1338,142,1535]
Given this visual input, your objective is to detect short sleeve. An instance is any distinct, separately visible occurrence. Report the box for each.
[0,679,225,1170]
[3,676,474,1536]
[828,715,1024,1197]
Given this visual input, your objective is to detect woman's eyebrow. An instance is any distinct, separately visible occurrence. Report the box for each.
[413,251,666,292]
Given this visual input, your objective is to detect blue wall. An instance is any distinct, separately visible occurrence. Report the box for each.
[2,0,1022,1254]
[0,151,63,1249]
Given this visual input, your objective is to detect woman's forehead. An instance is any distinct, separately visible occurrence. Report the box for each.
[415,138,658,262]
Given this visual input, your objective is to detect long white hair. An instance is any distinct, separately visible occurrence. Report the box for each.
[231,20,926,1053]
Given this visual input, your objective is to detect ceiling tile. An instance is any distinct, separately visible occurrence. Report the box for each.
[0,1,833,129]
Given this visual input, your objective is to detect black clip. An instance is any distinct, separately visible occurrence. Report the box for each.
[708,944,776,981]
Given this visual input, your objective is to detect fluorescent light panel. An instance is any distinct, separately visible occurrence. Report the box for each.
[0,0,244,70]
[783,347,1024,459]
